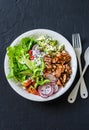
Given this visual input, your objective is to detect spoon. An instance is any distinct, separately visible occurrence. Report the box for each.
[68,47,89,103]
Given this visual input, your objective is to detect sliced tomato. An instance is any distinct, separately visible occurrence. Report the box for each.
[22,79,32,88]
[31,80,36,86]
[27,86,39,95]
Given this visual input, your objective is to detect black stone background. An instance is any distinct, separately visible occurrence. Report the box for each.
[0,0,89,130]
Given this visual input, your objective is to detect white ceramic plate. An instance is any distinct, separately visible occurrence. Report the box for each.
[4,29,77,102]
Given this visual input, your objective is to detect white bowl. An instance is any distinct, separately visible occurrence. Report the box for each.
[4,29,77,102]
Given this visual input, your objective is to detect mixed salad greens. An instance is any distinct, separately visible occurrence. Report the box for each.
[7,35,71,98]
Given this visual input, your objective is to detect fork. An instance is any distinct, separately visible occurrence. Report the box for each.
[68,33,88,103]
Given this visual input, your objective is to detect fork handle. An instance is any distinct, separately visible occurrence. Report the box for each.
[77,56,82,74]
[68,64,88,103]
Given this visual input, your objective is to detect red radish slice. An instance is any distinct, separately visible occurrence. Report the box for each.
[38,86,48,98]
[51,83,59,93]
[46,74,57,82]
[32,45,38,50]
[38,84,54,98]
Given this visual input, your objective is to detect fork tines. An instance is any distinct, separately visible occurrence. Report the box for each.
[72,33,82,49]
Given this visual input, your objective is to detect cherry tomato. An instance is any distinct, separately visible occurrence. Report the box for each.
[30,55,34,60]
[28,50,32,55]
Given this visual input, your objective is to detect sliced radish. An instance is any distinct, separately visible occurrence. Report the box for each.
[32,49,41,58]
[38,84,54,98]
[46,74,57,82]
[32,44,38,50]
[51,83,59,93]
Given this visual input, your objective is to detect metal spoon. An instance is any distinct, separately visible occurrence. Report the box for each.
[68,47,89,103]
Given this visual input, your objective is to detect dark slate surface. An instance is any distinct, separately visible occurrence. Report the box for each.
[0,0,89,130]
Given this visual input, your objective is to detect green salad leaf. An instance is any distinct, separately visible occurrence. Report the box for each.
[7,37,36,82]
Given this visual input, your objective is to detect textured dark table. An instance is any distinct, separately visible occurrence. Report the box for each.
[0,0,89,130]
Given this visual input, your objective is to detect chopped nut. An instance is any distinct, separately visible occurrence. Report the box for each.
[45,62,52,69]
[57,79,62,86]
[52,65,57,69]
[52,57,59,63]
[43,55,52,62]
[43,51,72,87]
[54,68,61,78]
[63,74,67,84]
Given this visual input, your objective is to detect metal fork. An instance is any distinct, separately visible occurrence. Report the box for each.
[68,34,88,103]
